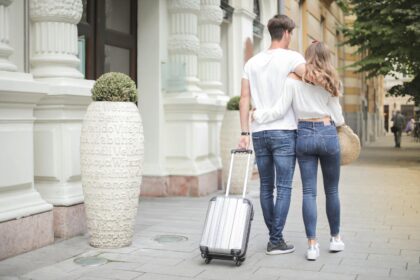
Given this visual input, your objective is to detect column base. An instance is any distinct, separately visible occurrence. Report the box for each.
[0,211,54,261]
[141,170,219,197]
[53,203,86,239]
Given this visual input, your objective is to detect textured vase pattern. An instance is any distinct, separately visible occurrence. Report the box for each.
[220,111,254,195]
[80,102,144,248]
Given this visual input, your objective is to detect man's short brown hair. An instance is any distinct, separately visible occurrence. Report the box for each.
[267,15,296,41]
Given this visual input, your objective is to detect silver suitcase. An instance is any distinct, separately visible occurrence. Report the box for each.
[199,149,254,266]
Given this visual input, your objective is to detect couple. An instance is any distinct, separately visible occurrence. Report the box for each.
[238,14,345,261]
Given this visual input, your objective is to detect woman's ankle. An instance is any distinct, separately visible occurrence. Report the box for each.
[308,239,317,246]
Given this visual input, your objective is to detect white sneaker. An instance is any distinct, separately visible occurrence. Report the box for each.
[329,236,345,252]
[306,243,320,261]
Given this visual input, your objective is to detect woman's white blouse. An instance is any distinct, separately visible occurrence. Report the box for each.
[253,77,345,126]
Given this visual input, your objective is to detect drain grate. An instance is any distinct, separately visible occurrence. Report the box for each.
[154,235,188,243]
[74,256,108,267]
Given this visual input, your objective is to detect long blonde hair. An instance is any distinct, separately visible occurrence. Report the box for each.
[302,42,340,97]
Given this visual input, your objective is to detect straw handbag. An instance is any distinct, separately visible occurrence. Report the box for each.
[337,125,361,165]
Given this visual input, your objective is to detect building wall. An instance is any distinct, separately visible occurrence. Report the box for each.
[0,0,387,259]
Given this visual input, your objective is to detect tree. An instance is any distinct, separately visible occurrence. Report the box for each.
[342,0,420,105]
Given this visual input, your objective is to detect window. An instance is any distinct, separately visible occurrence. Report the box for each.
[78,0,137,81]
[253,0,264,39]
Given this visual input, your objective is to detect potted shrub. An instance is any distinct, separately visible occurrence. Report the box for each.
[220,96,254,194]
[80,72,144,248]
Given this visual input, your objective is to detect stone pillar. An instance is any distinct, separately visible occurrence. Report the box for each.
[29,0,83,80]
[230,1,254,101]
[198,0,223,96]
[29,0,92,238]
[167,0,201,94]
[0,0,54,260]
[0,0,17,72]
[198,0,226,188]
[141,0,226,197]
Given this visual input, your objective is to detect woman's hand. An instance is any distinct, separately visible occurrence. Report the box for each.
[250,108,256,122]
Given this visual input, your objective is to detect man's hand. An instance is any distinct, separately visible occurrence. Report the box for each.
[238,135,250,149]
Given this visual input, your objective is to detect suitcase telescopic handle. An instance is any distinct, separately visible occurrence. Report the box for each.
[225,149,253,198]
[230,149,253,154]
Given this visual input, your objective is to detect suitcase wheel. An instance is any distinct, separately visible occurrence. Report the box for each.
[233,256,244,266]
[204,257,212,264]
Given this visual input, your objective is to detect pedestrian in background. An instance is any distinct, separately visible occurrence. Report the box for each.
[391,111,405,148]
[405,117,415,136]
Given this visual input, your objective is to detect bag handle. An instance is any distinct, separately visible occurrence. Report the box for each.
[225,149,253,198]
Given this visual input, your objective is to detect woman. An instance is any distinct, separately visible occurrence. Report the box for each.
[253,41,345,261]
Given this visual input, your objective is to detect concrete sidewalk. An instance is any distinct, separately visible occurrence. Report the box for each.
[1,135,419,280]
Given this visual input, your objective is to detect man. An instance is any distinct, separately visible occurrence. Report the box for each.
[238,15,306,255]
[392,111,405,148]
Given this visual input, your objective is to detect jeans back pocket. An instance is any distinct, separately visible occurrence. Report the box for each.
[322,135,340,155]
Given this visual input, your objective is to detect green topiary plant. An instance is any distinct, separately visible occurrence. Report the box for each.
[227,96,240,110]
[226,96,252,111]
[92,72,137,102]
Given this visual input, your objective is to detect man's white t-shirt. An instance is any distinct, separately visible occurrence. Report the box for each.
[243,48,306,132]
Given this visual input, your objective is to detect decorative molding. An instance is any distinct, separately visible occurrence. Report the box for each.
[168,35,200,54]
[29,0,82,24]
[199,5,223,24]
[199,45,223,60]
[168,0,200,13]
[29,0,84,79]
[233,8,256,21]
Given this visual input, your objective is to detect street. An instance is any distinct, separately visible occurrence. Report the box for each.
[1,135,419,280]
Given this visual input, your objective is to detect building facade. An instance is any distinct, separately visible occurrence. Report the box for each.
[383,74,416,133]
[0,0,384,259]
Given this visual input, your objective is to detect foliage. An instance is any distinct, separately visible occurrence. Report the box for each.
[335,0,350,14]
[226,96,253,111]
[92,72,137,102]
[227,96,240,111]
[341,0,420,104]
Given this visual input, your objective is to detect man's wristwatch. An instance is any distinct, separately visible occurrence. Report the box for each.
[241,132,250,136]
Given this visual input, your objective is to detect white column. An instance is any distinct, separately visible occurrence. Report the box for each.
[0,0,52,225]
[157,0,226,196]
[0,0,17,72]
[30,0,93,206]
[167,0,201,94]
[230,2,255,99]
[198,0,223,96]
[138,0,167,177]
[29,0,83,80]
[198,0,227,182]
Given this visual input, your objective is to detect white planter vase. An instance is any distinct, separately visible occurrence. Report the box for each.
[80,102,144,248]
[220,111,254,195]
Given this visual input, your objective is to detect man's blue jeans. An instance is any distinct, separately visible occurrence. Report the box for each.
[252,130,296,244]
[296,121,341,239]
